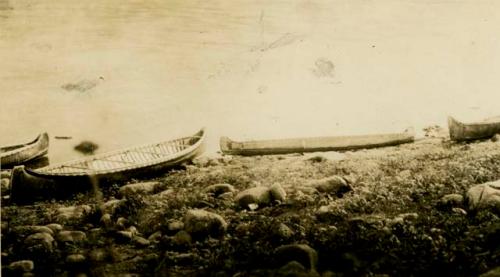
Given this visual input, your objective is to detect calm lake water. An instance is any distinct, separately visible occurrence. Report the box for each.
[1,0,499,164]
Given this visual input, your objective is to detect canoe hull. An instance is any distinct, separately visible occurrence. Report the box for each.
[10,129,205,204]
[0,133,49,167]
[220,129,415,156]
[448,116,500,142]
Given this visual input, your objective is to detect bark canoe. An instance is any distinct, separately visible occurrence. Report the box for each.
[10,129,205,204]
[220,128,415,156]
[1,133,49,167]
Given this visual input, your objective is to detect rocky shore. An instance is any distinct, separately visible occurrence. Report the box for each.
[1,137,500,276]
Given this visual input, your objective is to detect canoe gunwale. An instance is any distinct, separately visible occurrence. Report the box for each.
[30,129,205,177]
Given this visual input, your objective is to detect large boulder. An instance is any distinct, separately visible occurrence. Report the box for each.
[466,180,500,212]
[183,209,227,239]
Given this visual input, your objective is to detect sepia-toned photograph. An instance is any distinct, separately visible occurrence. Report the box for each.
[1,0,499,276]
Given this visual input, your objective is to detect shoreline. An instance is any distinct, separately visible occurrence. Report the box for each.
[1,137,500,276]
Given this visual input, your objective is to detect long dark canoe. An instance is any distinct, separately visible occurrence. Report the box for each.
[220,129,415,156]
[448,116,500,141]
[1,133,49,167]
[10,129,205,204]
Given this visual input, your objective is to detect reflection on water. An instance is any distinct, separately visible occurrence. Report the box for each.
[1,0,499,164]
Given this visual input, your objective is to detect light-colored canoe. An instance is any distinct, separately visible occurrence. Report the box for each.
[220,128,415,156]
[1,133,49,167]
[448,116,500,141]
[10,128,205,204]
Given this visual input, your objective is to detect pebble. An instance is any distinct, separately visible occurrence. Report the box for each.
[235,186,272,209]
[172,230,192,250]
[116,217,129,230]
[398,213,419,221]
[480,266,500,277]
[349,215,385,229]
[452,207,467,215]
[148,231,162,243]
[8,260,34,272]
[310,176,352,197]
[274,244,318,271]
[466,180,500,211]
[24,232,54,252]
[88,248,108,263]
[1,221,8,233]
[274,223,294,240]
[56,205,92,222]
[276,261,311,276]
[0,170,11,178]
[439,194,464,208]
[183,209,227,239]
[167,252,195,265]
[155,188,175,198]
[492,134,500,142]
[45,223,63,234]
[57,230,87,243]
[269,183,287,202]
[119,181,158,197]
[13,225,54,237]
[218,192,234,200]
[192,156,210,167]
[132,236,150,248]
[127,226,139,236]
[204,183,236,197]
[66,254,86,264]
[315,205,347,222]
[1,178,10,194]
[115,231,134,242]
[100,213,113,228]
[167,220,184,235]
[100,199,125,215]
[88,228,104,241]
